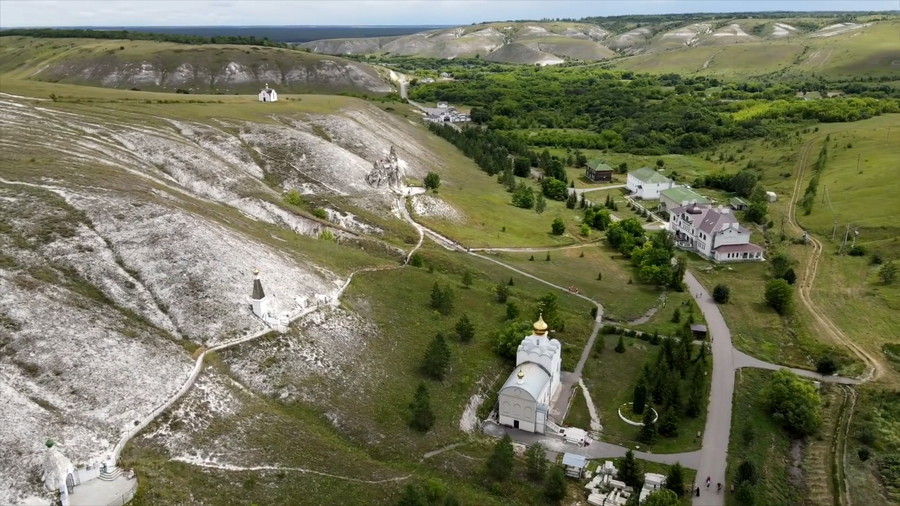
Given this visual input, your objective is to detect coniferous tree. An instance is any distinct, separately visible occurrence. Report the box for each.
[633,379,647,415]
[486,434,515,481]
[496,283,509,303]
[506,301,520,320]
[397,483,427,506]
[665,463,686,496]
[566,191,577,209]
[525,442,547,481]
[638,407,657,445]
[671,307,681,323]
[615,335,626,353]
[508,277,514,286]
[408,382,435,432]
[543,465,567,503]
[658,405,680,437]
[462,270,473,287]
[616,450,643,489]
[422,332,451,380]
[455,314,475,343]
[535,193,547,214]
[665,368,682,410]
[430,282,444,311]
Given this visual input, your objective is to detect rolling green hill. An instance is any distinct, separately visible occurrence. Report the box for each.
[0,36,394,95]
[298,14,899,76]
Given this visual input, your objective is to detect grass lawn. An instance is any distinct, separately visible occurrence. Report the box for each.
[577,334,711,453]
[690,259,859,372]
[490,244,663,322]
[626,290,706,338]
[414,168,590,249]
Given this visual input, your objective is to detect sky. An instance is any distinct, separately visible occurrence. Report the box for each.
[1,0,897,27]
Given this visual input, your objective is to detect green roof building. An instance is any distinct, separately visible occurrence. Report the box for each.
[659,187,711,212]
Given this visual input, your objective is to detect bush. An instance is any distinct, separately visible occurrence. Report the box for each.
[764,278,793,315]
[847,245,867,256]
[712,284,730,304]
[763,369,823,436]
[409,252,424,267]
[858,446,871,462]
[551,218,566,235]
[871,251,884,265]
[779,268,797,285]
[615,335,625,353]
[423,172,441,191]
[283,189,304,206]
[816,355,838,375]
[312,207,327,219]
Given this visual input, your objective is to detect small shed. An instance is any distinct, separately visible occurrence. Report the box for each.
[258,85,278,102]
[562,453,587,478]
[766,191,777,202]
[691,324,708,340]
[585,159,614,183]
[729,197,749,211]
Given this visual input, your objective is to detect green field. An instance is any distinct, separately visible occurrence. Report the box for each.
[491,245,663,322]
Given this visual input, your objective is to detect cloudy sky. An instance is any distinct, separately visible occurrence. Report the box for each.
[1,0,897,27]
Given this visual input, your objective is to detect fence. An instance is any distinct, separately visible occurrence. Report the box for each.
[105,478,137,506]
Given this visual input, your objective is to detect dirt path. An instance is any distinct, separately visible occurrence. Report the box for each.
[788,139,884,383]
[171,457,412,484]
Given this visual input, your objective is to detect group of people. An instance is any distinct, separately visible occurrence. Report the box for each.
[692,476,723,496]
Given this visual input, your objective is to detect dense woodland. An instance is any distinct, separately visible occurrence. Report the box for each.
[412,68,899,155]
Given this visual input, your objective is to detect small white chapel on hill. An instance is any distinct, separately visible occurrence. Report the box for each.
[497,315,562,434]
[258,84,278,102]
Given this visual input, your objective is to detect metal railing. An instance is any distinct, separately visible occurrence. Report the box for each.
[105,478,137,506]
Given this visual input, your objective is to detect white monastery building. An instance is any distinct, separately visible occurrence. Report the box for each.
[258,85,278,102]
[669,203,765,262]
[250,268,270,318]
[626,167,676,200]
[497,315,562,434]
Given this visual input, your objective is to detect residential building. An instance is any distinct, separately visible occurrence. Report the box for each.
[258,85,277,102]
[436,101,449,109]
[585,159,614,183]
[626,167,676,200]
[497,315,561,434]
[669,203,765,262]
[659,187,711,213]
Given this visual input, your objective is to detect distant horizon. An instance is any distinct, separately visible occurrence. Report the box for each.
[1,0,898,29]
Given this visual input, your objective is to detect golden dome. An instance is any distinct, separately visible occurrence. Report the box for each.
[517,368,525,380]
[533,314,548,335]
[253,268,260,276]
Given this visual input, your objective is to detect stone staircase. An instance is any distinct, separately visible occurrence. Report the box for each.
[99,466,122,481]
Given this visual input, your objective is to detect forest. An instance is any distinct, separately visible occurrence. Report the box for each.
[411,67,899,155]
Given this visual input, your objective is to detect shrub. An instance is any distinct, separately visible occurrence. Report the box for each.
[318,229,335,242]
[312,207,327,219]
[858,446,871,462]
[780,268,797,285]
[424,172,441,192]
[871,252,883,265]
[847,245,867,256]
[615,336,625,353]
[764,278,793,315]
[816,355,838,375]
[409,252,424,267]
[712,284,730,304]
[551,218,566,235]
[283,189,304,206]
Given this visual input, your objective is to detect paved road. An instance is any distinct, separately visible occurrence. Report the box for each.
[484,422,701,469]
[684,272,735,506]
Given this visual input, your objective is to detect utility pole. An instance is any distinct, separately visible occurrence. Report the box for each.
[839,223,850,255]
[852,229,859,248]
[831,219,838,241]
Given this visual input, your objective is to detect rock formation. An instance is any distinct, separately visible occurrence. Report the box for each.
[365,146,403,190]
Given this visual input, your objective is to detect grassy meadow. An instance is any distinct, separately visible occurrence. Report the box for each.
[491,245,663,322]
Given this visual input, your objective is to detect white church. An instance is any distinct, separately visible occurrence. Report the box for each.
[258,84,278,102]
[497,315,562,434]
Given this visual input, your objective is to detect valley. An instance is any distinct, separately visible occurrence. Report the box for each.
[2,8,900,506]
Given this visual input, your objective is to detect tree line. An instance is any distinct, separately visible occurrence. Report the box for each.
[0,28,295,49]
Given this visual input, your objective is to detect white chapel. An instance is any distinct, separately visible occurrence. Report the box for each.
[258,84,278,102]
[497,315,562,434]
